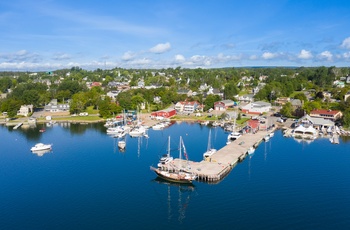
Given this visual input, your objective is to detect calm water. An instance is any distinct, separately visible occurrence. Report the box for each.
[1,122,350,229]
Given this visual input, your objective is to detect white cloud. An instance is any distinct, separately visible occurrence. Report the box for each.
[262,52,278,59]
[298,49,313,59]
[174,54,185,63]
[121,51,136,61]
[343,52,350,59]
[0,50,41,63]
[340,37,350,49]
[318,51,333,61]
[149,42,171,54]
[128,58,152,65]
[249,55,258,60]
[52,53,71,61]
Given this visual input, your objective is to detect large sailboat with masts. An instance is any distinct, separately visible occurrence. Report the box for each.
[151,136,197,184]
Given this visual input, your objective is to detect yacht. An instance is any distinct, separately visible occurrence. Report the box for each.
[227,131,241,141]
[30,143,52,152]
[129,126,147,137]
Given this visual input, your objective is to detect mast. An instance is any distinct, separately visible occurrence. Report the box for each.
[207,129,211,151]
[167,136,171,157]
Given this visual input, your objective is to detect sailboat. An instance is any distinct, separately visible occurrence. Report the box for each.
[151,136,197,184]
[157,136,174,168]
[203,129,217,160]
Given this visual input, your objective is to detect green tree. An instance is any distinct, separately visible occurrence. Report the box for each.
[69,92,88,114]
[293,93,307,102]
[303,101,321,114]
[280,102,293,117]
[22,90,40,106]
[0,98,22,117]
[204,94,221,111]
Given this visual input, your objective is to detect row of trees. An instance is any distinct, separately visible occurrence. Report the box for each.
[1,66,350,126]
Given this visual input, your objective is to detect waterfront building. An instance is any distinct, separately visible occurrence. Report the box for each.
[309,109,342,121]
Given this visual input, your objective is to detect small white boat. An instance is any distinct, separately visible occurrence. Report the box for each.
[129,126,147,137]
[227,131,241,141]
[30,143,52,152]
[152,123,165,130]
[263,135,270,142]
[247,146,255,155]
[118,140,126,149]
[203,129,217,160]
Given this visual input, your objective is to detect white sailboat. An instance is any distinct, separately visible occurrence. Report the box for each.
[203,129,217,160]
[157,136,174,168]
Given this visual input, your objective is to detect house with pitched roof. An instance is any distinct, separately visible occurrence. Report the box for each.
[240,101,272,115]
[309,109,342,121]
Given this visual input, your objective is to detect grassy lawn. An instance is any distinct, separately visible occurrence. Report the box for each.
[86,106,99,115]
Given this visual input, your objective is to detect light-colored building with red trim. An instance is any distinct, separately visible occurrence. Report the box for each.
[309,109,342,121]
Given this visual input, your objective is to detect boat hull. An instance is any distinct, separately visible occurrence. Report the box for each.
[150,167,195,184]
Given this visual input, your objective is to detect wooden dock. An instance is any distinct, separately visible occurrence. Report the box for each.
[159,128,275,183]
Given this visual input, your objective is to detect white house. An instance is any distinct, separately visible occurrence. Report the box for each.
[44,99,70,112]
[107,91,119,100]
[238,94,254,103]
[241,101,271,114]
[175,101,200,113]
[17,105,33,117]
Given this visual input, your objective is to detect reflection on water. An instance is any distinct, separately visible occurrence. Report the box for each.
[151,177,196,223]
[31,149,52,157]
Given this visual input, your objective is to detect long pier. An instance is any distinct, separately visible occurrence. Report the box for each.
[158,128,275,183]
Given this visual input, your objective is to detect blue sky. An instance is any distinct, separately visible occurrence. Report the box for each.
[1,0,350,71]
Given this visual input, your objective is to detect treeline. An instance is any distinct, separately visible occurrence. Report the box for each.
[0,66,350,126]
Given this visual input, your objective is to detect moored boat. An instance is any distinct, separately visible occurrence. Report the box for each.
[151,136,197,184]
[30,143,52,152]
[203,129,217,160]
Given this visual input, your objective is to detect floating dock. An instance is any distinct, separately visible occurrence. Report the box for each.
[158,129,275,183]
[13,123,23,130]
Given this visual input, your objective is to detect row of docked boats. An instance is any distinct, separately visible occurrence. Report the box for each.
[152,121,171,130]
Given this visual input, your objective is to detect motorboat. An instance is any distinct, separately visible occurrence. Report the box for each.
[30,143,52,152]
[247,146,255,155]
[118,140,126,149]
[129,126,147,137]
[152,123,165,130]
[227,131,241,141]
[106,126,130,135]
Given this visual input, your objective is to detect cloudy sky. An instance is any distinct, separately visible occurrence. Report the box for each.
[1,0,350,71]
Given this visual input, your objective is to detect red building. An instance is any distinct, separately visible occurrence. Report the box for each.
[151,108,176,118]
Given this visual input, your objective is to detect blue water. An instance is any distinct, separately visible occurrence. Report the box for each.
[1,122,350,229]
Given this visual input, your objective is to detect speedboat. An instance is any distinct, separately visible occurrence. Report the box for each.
[30,143,52,152]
